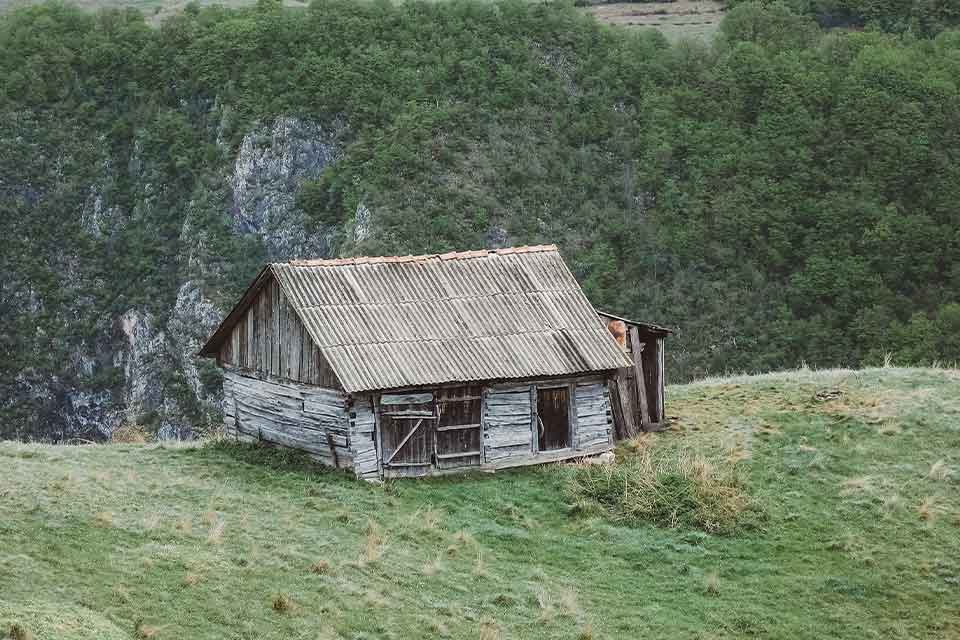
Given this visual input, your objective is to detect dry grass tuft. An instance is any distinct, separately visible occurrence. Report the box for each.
[623,433,654,454]
[360,519,385,565]
[840,476,872,494]
[577,624,594,640]
[478,617,500,640]
[364,590,387,607]
[705,571,719,595]
[918,496,941,522]
[134,618,159,639]
[417,507,444,532]
[429,619,449,636]
[272,594,293,613]
[175,518,192,535]
[113,584,130,603]
[535,588,556,622]
[94,511,114,528]
[877,422,901,436]
[423,555,444,576]
[566,447,761,534]
[206,519,225,545]
[927,460,953,482]
[142,513,161,532]
[309,559,331,575]
[112,424,149,443]
[453,529,476,547]
[473,548,489,578]
[8,622,32,640]
[557,587,578,617]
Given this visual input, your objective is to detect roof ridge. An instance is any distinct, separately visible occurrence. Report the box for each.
[282,244,558,268]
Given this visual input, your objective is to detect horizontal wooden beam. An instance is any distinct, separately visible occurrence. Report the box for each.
[436,423,481,432]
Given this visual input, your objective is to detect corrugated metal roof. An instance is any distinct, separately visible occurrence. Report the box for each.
[204,245,632,393]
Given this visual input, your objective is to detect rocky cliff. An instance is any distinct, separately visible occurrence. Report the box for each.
[3,115,347,442]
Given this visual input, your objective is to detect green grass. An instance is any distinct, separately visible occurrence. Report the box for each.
[2,367,959,639]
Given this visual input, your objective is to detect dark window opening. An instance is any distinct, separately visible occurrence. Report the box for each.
[537,387,570,451]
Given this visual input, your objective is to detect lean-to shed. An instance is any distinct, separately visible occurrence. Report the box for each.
[199,245,668,479]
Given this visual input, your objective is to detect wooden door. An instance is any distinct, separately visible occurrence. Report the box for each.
[435,386,482,469]
[379,394,435,468]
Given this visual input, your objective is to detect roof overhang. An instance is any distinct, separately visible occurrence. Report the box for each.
[597,310,673,337]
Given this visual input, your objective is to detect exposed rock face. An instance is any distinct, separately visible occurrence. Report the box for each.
[16,115,347,442]
[114,309,166,425]
[231,116,346,258]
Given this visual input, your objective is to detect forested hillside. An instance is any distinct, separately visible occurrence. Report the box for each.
[729,0,960,36]
[2,0,959,441]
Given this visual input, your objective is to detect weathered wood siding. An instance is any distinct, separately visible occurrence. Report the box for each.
[349,395,380,480]
[218,277,341,389]
[574,381,613,449]
[482,383,535,463]
[222,369,352,468]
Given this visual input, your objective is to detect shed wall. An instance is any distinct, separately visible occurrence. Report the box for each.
[223,369,352,468]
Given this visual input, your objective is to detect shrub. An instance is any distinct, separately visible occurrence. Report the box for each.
[111,424,149,444]
[565,448,763,534]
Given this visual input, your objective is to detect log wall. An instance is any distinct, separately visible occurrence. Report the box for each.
[218,277,341,389]
[223,371,614,479]
[223,369,352,469]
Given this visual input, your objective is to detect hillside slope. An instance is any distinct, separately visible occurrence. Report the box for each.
[2,2,959,443]
[3,368,958,639]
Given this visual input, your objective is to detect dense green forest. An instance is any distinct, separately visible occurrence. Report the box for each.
[1,0,959,439]
[729,0,959,36]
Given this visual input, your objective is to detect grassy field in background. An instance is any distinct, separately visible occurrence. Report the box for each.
[0,0,723,34]
[3,367,959,639]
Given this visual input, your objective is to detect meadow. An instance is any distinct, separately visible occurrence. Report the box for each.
[2,366,959,638]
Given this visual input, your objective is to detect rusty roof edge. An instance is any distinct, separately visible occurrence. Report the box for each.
[197,264,273,358]
[596,309,674,335]
[283,244,559,268]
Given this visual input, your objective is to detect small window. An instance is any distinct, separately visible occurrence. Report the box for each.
[537,387,570,451]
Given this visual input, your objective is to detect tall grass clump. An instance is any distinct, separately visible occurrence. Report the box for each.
[565,448,763,534]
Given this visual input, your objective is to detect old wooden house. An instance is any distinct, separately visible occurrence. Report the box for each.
[199,245,669,480]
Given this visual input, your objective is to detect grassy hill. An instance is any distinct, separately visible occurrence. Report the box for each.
[3,367,959,639]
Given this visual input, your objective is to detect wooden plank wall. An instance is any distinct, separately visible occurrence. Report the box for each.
[219,277,341,389]
[574,381,613,449]
[640,336,664,423]
[349,395,380,480]
[482,384,534,463]
[223,369,352,468]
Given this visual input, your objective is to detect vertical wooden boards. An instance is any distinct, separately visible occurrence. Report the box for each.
[656,337,665,423]
[629,326,650,427]
[349,395,380,481]
[613,371,638,439]
[217,274,341,389]
[223,369,352,468]
[574,381,613,449]
[483,384,534,462]
[435,386,482,471]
